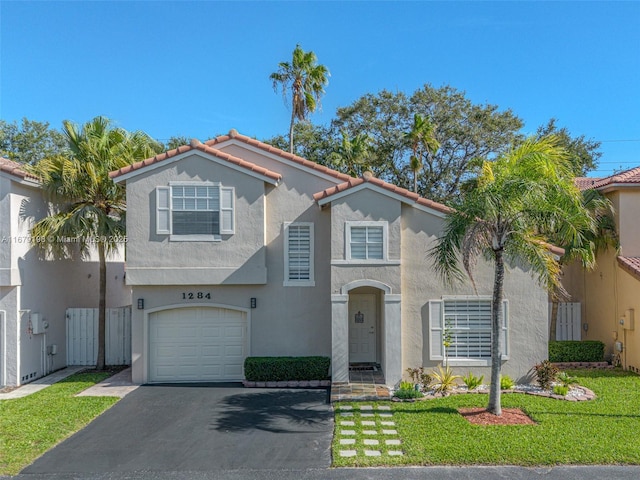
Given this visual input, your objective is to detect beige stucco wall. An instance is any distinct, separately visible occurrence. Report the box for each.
[617,189,640,257]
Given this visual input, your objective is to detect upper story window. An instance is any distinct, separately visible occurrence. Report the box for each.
[156,182,234,241]
[429,297,509,364]
[345,221,387,261]
[284,222,315,287]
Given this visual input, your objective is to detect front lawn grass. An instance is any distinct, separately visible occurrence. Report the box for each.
[0,372,119,475]
[333,369,640,466]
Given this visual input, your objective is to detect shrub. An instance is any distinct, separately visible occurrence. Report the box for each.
[557,371,578,388]
[395,380,423,399]
[462,372,484,391]
[406,366,432,390]
[549,341,605,363]
[553,385,569,396]
[531,360,559,390]
[244,356,330,381]
[500,375,515,390]
[431,364,460,395]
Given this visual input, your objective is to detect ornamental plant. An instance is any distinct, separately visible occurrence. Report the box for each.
[462,372,484,391]
[531,360,559,390]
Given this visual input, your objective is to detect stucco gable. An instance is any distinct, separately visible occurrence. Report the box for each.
[109,139,281,185]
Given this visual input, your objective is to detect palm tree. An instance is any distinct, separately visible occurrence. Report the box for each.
[549,188,617,340]
[30,116,159,370]
[270,44,329,153]
[430,136,595,416]
[329,130,372,177]
[404,113,439,193]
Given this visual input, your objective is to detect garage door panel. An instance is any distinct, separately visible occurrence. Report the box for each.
[149,307,247,383]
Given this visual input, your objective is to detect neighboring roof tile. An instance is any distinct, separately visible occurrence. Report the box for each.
[205,129,354,183]
[109,139,282,183]
[618,256,640,281]
[576,166,640,191]
[0,157,39,181]
[313,171,452,215]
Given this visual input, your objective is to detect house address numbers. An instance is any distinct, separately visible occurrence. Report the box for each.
[181,292,212,300]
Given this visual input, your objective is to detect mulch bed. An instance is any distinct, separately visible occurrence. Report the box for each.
[458,407,536,425]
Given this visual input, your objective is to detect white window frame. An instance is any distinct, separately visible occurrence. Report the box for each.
[344,221,388,263]
[429,296,509,366]
[283,222,315,287]
[155,182,235,241]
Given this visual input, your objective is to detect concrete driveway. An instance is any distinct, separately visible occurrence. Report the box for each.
[21,384,333,474]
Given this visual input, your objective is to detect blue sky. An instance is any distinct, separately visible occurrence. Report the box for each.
[1,1,638,177]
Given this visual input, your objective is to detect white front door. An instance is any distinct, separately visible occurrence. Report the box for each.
[349,293,377,363]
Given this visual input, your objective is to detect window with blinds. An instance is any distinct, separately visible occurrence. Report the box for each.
[444,299,493,359]
[284,223,314,286]
[350,226,384,260]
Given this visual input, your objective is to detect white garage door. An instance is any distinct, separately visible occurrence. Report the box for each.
[149,307,247,382]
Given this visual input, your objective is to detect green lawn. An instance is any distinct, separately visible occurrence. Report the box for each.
[333,369,640,466]
[0,372,119,475]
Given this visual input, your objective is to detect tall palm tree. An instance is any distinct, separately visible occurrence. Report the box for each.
[30,116,159,370]
[549,188,618,340]
[329,130,372,177]
[270,44,329,153]
[430,136,595,416]
[404,113,439,193]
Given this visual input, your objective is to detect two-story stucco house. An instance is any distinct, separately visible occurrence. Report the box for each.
[563,167,640,372]
[0,157,130,386]
[110,131,551,387]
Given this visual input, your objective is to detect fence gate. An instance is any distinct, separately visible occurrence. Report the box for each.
[550,302,582,341]
[66,306,132,366]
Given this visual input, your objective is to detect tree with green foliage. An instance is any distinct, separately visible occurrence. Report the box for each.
[430,136,595,415]
[328,131,373,177]
[30,117,159,370]
[404,113,439,193]
[270,44,330,153]
[0,118,68,164]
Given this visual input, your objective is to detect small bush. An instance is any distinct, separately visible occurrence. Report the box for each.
[531,360,559,390]
[406,366,432,390]
[462,372,484,391]
[500,375,515,390]
[549,341,605,363]
[557,371,578,388]
[244,356,330,381]
[553,385,569,396]
[432,364,460,395]
[395,380,423,399]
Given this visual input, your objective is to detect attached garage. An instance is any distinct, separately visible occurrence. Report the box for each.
[148,306,247,382]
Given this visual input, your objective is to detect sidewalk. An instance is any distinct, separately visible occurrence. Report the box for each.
[0,366,139,400]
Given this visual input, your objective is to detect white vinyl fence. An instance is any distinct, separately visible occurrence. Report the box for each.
[550,302,582,341]
[66,306,132,366]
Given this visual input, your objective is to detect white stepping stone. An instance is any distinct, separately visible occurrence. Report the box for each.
[363,439,379,445]
[379,413,393,418]
[364,450,381,457]
[377,405,391,410]
[360,405,374,410]
[340,439,356,445]
[341,430,356,435]
[361,413,375,417]
[385,439,401,445]
[381,421,395,426]
[340,412,354,417]
[338,405,353,410]
[361,421,376,426]
[339,450,357,457]
[363,429,377,435]
[388,450,404,456]
[340,421,355,426]
[382,429,398,435]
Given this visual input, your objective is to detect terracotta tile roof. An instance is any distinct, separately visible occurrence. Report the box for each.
[576,166,640,191]
[313,171,453,215]
[617,256,640,281]
[205,129,354,183]
[0,157,39,181]
[109,138,282,183]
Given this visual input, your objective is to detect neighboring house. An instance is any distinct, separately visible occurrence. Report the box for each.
[0,157,130,386]
[563,167,640,372]
[110,131,552,386]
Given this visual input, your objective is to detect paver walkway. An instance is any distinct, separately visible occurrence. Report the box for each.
[337,404,403,458]
[0,366,85,399]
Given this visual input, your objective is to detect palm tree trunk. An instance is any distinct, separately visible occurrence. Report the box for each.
[96,241,107,370]
[549,295,559,342]
[487,248,505,416]
[288,110,296,154]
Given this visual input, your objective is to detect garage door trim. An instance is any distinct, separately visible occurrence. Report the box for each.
[143,303,251,384]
